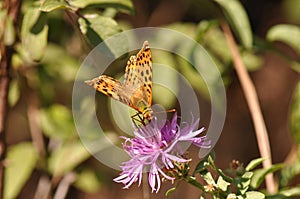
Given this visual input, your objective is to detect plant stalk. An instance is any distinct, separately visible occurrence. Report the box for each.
[220,20,276,193]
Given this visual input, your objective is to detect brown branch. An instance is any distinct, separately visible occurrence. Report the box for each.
[0,0,21,198]
[0,46,10,199]
[220,20,276,193]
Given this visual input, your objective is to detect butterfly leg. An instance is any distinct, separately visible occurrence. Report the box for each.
[131,112,147,127]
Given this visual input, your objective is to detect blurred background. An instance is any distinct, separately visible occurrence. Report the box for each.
[2,0,300,198]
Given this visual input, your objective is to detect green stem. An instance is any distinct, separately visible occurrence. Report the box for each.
[208,155,233,183]
[184,175,206,192]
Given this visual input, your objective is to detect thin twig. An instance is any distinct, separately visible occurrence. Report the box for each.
[34,175,52,199]
[142,173,150,199]
[27,94,46,157]
[53,172,76,199]
[220,20,276,193]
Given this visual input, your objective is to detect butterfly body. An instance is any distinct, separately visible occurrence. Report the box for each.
[85,41,153,122]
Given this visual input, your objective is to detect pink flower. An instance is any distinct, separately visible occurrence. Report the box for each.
[114,113,210,193]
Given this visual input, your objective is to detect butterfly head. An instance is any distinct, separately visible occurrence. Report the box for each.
[143,108,153,121]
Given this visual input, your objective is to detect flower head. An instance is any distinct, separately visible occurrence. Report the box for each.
[114,113,211,193]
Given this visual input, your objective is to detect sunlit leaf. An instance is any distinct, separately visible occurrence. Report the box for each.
[40,0,74,12]
[8,79,20,107]
[74,168,102,193]
[40,104,76,140]
[4,143,38,199]
[245,157,266,171]
[214,0,253,48]
[251,164,284,189]
[202,171,216,186]
[245,191,265,199]
[2,14,15,45]
[217,176,230,191]
[227,193,237,199]
[267,24,300,55]
[78,15,124,54]
[236,172,253,195]
[289,81,300,144]
[241,50,263,71]
[273,187,300,198]
[21,5,48,61]
[70,0,134,14]
[0,10,15,45]
[196,20,219,43]
[48,142,91,177]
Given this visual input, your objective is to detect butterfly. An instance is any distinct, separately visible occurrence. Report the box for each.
[85,41,153,123]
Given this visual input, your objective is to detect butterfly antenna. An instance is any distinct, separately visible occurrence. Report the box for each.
[154,109,176,115]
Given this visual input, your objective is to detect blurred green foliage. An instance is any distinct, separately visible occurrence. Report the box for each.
[1,0,300,198]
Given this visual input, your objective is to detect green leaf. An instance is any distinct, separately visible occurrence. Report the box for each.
[241,50,263,71]
[236,172,253,195]
[42,44,80,82]
[279,148,300,186]
[267,24,300,55]
[39,0,73,12]
[21,5,48,61]
[289,81,300,144]
[74,168,102,193]
[165,23,197,38]
[152,51,178,109]
[4,143,38,199]
[275,187,300,198]
[78,15,122,51]
[48,142,91,177]
[70,0,134,14]
[217,176,230,192]
[227,193,237,199]
[202,171,216,186]
[40,104,76,140]
[290,61,300,74]
[193,156,210,175]
[177,57,210,100]
[165,187,176,197]
[282,0,300,23]
[0,10,15,45]
[245,157,266,171]
[198,23,232,65]
[3,14,15,45]
[8,79,20,107]
[245,191,265,199]
[251,164,284,189]
[214,0,253,48]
